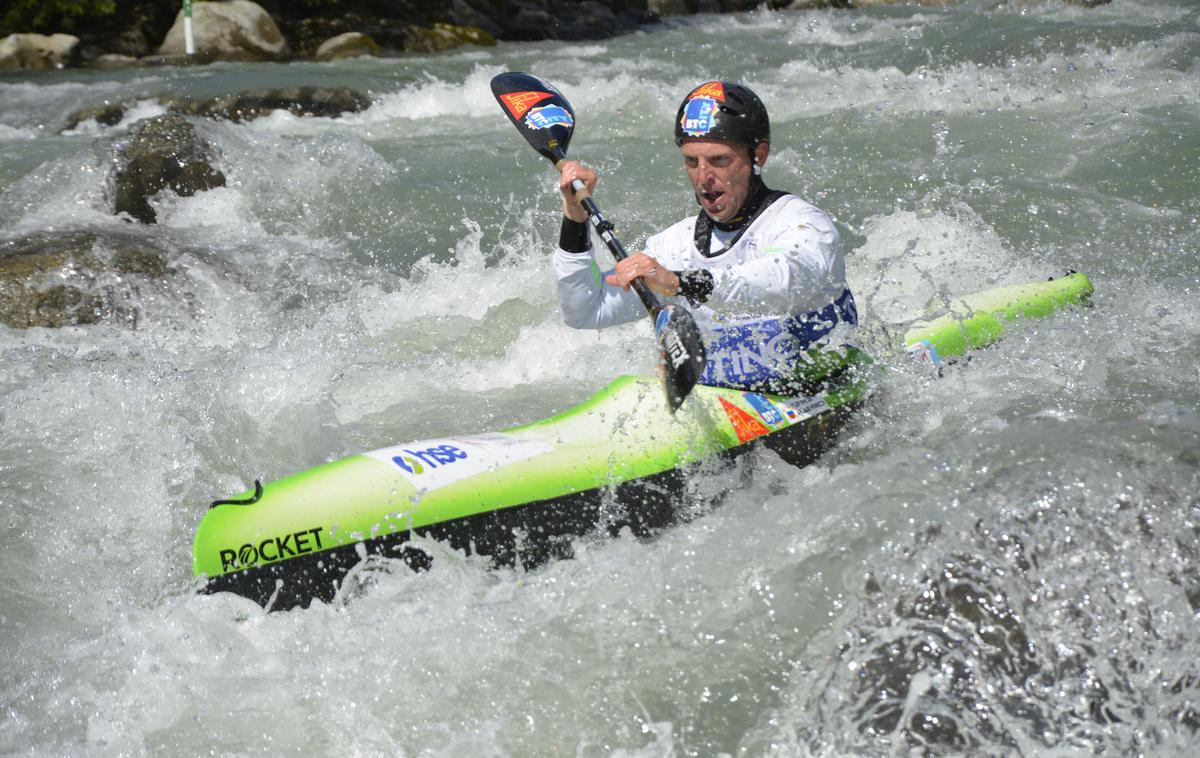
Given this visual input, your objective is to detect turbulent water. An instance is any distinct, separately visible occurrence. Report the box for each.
[2,1,1198,754]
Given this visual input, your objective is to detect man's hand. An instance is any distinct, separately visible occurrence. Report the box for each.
[558,160,597,222]
[606,252,681,298]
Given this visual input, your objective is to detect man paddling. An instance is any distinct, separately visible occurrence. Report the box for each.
[553,81,858,395]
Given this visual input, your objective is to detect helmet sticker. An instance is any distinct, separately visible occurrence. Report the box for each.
[680,97,719,137]
[524,104,574,130]
[688,81,726,103]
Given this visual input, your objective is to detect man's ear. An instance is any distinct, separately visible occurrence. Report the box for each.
[754,142,770,170]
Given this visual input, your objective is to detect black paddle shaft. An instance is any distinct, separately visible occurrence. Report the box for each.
[490,71,706,411]
[552,148,664,317]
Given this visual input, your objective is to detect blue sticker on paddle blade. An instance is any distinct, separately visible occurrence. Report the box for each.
[680,97,718,137]
[524,104,574,130]
[655,308,671,336]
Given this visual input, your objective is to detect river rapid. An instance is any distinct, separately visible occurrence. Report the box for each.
[2,1,1198,755]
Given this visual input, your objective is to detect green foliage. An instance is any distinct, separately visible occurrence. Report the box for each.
[0,0,117,35]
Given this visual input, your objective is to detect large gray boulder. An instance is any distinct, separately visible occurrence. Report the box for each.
[0,231,174,329]
[157,0,288,61]
[64,87,372,131]
[171,86,373,121]
[647,0,690,14]
[314,32,381,61]
[0,33,80,71]
[109,113,226,224]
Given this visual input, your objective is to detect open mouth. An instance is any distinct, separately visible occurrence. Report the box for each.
[701,190,724,204]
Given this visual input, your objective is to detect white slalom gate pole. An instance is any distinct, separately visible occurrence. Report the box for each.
[183,0,196,55]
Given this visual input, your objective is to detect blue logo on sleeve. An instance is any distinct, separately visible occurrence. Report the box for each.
[524,104,574,130]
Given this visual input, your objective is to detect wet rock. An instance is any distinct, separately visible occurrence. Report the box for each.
[438,0,504,38]
[90,53,141,70]
[402,24,470,54]
[169,86,373,121]
[285,14,399,57]
[0,33,81,71]
[64,87,371,131]
[156,0,288,61]
[402,22,496,53]
[648,0,690,15]
[787,0,952,7]
[505,8,556,41]
[289,15,495,57]
[0,231,175,329]
[842,553,1039,750]
[64,102,131,131]
[496,2,643,42]
[109,113,226,224]
[106,1,179,58]
[785,0,1107,6]
[430,22,496,48]
[314,32,381,61]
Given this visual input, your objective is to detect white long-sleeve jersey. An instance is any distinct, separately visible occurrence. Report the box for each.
[552,193,858,391]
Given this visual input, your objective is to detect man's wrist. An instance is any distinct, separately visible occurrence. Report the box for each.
[559,216,590,253]
[672,269,715,305]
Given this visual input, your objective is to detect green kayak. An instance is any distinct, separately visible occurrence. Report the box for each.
[195,272,1093,610]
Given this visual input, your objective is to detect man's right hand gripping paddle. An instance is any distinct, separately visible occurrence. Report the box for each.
[490,71,707,412]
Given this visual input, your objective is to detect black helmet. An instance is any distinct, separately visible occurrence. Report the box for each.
[673,81,770,149]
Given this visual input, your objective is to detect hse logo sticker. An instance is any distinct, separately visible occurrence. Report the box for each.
[219,527,323,573]
[680,97,718,138]
[524,104,573,130]
[688,81,726,102]
[719,397,771,444]
[500,90,552,119]
[742,392,785,428]
[392,444,467,475]
[367,433,554,493]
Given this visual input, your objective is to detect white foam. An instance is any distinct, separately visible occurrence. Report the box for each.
[849,206,1029,326]
[62,98,169,136]
[351,63,508,125]
[0,123,37,141]
[760,32,1200,121]
[0,7,1197,754]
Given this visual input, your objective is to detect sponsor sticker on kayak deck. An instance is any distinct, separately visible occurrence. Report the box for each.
[906,339,941,365]
[719,397,771,443]
[366,433,553,493]
[781,395,829,419]
[742,392,786,428]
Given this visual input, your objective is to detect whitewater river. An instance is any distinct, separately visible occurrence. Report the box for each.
[2,1,1198,754]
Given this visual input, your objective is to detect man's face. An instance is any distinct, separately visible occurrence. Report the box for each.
[681,139,767,222]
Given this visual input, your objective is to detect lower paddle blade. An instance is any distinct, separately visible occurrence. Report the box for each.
[490,72,575,164]
[655,305,707,412]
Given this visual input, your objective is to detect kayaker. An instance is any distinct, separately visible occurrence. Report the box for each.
[553,80,858,394]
